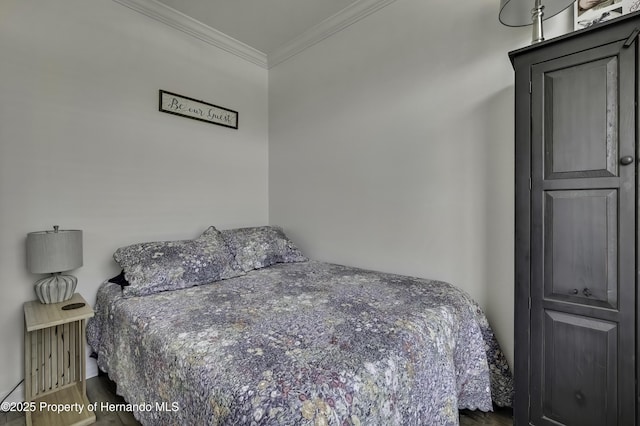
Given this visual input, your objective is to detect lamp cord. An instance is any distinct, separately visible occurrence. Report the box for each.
[0,379,24,410]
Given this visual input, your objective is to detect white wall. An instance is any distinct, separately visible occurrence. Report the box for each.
[0,0,268,401]
[269,0,573,368]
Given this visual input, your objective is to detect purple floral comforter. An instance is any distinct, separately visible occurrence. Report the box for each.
[87,261,513,425]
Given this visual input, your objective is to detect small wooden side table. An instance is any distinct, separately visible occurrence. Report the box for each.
[23,293,95,426]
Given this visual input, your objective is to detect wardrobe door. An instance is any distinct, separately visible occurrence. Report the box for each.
[529,40,636,426]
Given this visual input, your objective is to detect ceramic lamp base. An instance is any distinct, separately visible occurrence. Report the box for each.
[34,273,77,304]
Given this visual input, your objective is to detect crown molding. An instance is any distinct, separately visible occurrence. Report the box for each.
[112,0,396,70]
[267,0,398,68]
[112,0,268,68]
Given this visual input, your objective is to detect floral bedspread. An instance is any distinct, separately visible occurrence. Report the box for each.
[87,261,512,425]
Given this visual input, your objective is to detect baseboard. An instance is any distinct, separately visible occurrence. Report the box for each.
[86,357,99,379]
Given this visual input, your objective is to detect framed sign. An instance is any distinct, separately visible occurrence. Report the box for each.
[159,90,238,129]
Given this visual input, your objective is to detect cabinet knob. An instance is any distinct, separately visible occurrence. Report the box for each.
[620,156,634,165]
[571,289,579,295]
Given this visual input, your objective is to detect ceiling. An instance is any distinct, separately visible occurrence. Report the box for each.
[154,0,361,55]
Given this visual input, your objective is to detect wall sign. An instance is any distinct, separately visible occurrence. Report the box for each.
[159,90,238,129]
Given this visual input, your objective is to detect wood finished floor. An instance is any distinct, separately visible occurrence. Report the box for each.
[0,375,513,425]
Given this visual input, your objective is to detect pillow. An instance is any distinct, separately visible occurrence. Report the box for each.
[113,226,243,297]
[221,226,307,272]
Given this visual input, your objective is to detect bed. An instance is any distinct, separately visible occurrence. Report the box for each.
[87,226,513,425]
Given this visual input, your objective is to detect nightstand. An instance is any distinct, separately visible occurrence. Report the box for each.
[23,293,95,426]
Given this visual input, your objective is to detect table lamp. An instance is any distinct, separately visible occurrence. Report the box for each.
[499,0,575,44]
[27,226,83,304]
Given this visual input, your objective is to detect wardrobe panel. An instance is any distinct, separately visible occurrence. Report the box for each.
[543,189,618,309]
[538,311,617,426]
[543,57,618,180]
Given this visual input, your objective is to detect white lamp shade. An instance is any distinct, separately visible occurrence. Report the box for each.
[499,0,575,26]
[27,229,83,274]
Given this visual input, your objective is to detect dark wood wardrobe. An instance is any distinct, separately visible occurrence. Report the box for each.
[510,12,640,426]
